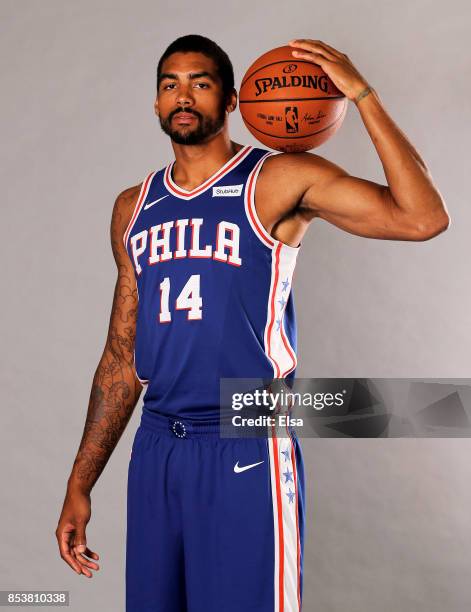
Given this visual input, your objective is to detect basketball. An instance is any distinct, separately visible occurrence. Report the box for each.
[239,45,348,152]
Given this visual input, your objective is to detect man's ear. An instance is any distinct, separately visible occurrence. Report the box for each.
[154,96,159,117]
[226,88,238,113]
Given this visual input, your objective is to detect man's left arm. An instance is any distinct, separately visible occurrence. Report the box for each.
[284,39,450,241]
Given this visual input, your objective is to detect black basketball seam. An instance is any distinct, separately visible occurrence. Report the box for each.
[239,95,345,103]
[241,101,347,140]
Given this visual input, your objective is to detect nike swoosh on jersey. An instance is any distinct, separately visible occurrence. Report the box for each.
[233,460,264,474]
[143,194,169,210]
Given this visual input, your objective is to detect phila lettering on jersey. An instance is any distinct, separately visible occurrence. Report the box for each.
[123,146,301,420]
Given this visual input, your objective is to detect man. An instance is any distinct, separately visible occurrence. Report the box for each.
[55,34,449,612]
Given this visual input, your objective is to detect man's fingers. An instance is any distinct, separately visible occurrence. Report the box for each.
[70,549,93,578]
[289,39,338,62]
[61,550,82,574]
[291,50,329,67]
[69,533,92,578]
[74,521,87,551]
[57,531,82,574]
[72,543,99,566]
[56,522,97,577]
[80,546,99,561]
[75,551,100,571]
[310,39,345,59]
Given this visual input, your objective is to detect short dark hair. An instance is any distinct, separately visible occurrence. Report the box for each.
[156,34,235,103]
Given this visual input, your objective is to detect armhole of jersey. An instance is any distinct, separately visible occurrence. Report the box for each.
[122,171,156,252]
[246,152,300,378]
[133,283,149,387]
[244,152,277,249]
[244,152,301,257]
[120,173,155,386]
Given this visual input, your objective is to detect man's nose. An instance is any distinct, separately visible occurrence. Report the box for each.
[176,83,194,107]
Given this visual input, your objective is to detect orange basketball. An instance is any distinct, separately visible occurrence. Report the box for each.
[239,45,348,152]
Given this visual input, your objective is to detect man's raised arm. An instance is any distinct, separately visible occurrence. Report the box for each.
[260,39,450,242]
[55,185,143,578]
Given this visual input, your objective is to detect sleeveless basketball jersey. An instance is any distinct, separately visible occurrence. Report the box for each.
[124,145,301,420]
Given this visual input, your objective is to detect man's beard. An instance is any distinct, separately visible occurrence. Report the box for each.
[159,101,227,145]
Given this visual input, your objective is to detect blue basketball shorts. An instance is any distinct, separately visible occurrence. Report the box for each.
[126,410,305,612]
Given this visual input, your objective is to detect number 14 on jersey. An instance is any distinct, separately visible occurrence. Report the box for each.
[159,275,203,322]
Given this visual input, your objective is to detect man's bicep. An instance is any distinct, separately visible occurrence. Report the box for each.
[297,154,384,217]
[103,266,139,364]
[266,152,387,224]
[305,173,393,225]
[297,157,422,239]
[104,187,141,364]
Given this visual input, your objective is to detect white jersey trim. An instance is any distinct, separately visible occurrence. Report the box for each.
[123,171,157,251]
[244,151,301,254]
[268,429,302,612]
[244,151,276,249]
[243,151,301,378]
[264,242,299,378]
[164,145,253,200]
[133,283,149,385]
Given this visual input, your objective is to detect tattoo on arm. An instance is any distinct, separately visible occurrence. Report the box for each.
[69,189,143,493]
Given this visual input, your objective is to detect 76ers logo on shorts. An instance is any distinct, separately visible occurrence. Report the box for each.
[285,106,299,133]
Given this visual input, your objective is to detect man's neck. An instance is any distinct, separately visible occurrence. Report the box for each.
[170,137,243,191]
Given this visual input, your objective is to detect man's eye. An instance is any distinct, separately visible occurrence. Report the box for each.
[195,82,209,88]
[163,83,176,89]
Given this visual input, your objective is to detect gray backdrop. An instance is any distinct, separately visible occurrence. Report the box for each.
[1,0,470,610]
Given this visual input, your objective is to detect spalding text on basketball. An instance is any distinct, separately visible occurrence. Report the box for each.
[254,74,329,96]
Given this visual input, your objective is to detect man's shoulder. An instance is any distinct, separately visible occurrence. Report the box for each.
[258,149,338,193]
[109,183,145,252]
[116,183,142,206]
[112,184,142,223]
[261,149,326,172]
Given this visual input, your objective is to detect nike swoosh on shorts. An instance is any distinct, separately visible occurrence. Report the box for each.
[233,460,264,474]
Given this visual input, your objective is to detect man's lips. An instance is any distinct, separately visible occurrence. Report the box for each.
[173,113,197,124]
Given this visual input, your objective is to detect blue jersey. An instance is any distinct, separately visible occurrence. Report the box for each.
[124,145,301,420]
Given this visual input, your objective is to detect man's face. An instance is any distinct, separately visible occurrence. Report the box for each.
[155,52,233,145]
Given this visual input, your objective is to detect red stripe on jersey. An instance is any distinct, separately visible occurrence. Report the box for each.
[271,431,285,612]
[123,171,155,248]
[267,243,282,377]
[246,155,275,248]
[288,427,301,611]
[280,317,297,378]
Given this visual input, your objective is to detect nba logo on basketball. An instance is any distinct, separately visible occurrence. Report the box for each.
[285,106,298,133]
